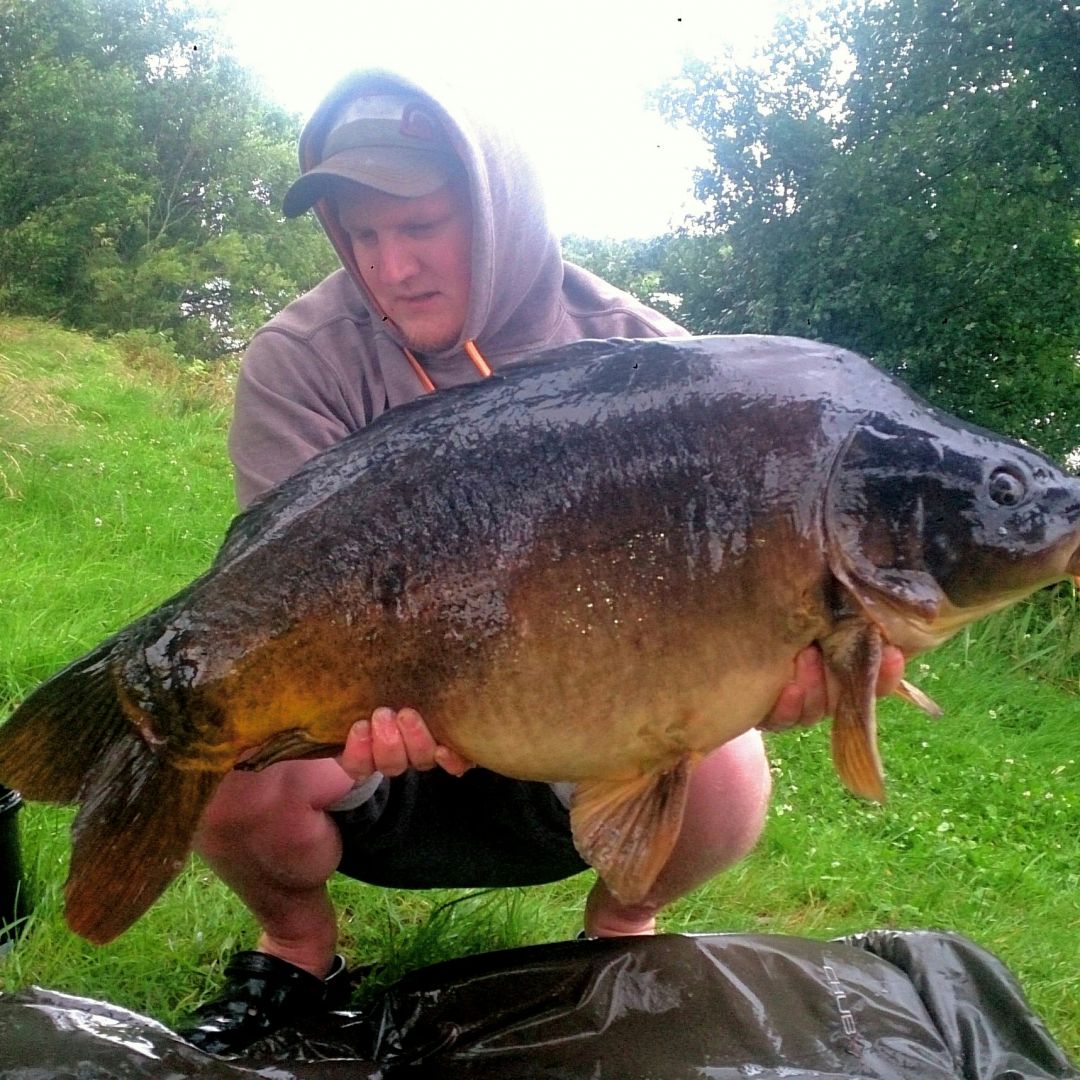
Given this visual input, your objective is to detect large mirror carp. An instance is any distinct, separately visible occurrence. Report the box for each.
[2,335,1079,945]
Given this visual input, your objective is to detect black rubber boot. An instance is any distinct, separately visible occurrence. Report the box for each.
[177,951,352,1057]
[0,785,31,953]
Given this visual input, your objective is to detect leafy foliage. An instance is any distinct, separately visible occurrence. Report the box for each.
[654,1,1080,459]
[0,0,336,357]
[561,234,682,323]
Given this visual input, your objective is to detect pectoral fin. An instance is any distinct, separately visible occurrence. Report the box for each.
[821,620,887,802]
[570,755,696,906]
[895,678,943,719]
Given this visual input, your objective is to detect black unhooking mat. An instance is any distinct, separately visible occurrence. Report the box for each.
[0,930,1076,1078]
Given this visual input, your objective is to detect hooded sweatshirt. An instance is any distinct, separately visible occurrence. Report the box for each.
[228,69,687,508]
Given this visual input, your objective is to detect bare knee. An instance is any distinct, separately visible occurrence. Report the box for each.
[194,759,345,861]
[589,730,773,924]
[197,768,288,846]
[682,729,772,865]
[195,762,347,894]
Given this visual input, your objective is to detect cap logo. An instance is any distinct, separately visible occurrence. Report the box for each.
[400,104,439,142]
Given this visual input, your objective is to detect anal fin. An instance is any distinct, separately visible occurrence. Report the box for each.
[570,755,696,906]
[895,678,943,719]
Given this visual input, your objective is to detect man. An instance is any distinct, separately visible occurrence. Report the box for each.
[182,70,903,1055]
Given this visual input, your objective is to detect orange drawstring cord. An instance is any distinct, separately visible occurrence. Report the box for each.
[403,348,436,393]
[463,339,492,377]
[404,339,491,392]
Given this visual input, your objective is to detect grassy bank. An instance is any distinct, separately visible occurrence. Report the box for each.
[0,316,1077,1056]
[0,319,237,699]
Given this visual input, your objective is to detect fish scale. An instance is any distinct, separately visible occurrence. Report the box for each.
[2,334,1080,944]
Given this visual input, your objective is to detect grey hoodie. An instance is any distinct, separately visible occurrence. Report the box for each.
[228,69,687,508]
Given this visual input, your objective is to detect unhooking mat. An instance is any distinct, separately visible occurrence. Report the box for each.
[0,929,1076,1078]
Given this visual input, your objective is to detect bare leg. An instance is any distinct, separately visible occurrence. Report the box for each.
[583,728,771,937]
[195,722,770,960]
[193,758,357,978]
[192,708,472,982]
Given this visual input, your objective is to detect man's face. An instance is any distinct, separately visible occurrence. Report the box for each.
[335,181,472,355]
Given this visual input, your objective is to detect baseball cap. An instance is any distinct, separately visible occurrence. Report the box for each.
[282,93,460,217]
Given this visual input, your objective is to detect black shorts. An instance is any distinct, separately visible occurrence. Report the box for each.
[329,768,589,889]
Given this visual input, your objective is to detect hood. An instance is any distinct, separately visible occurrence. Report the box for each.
[294,69,565,362]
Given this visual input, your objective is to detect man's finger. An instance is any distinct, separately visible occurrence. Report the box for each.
[434,745,474,777]
[338,718,376,781]
[371,706,409,776]
[796,647,830,725]
[757,682,806,732]
[876,646,906,697]
[396,707,438,771]
[767,646,828,730]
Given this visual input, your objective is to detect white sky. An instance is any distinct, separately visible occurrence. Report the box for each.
[214,0,789,239]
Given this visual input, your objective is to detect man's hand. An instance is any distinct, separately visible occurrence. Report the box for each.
[337,706,474,781]
[758,644,905,732]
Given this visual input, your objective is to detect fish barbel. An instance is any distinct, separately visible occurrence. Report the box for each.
[2,335,1080,944]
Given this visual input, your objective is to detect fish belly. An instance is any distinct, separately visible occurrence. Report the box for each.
[436,651,795,783]
[427,581,809,782]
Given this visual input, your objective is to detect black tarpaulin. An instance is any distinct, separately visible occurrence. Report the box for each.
[0,929,1075,1079]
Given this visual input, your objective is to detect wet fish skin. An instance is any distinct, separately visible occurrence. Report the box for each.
[2,334,1079,944]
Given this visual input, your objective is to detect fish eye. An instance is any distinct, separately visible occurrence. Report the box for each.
[988,467,1027,507]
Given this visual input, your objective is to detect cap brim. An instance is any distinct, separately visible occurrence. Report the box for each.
[282,147,453,217]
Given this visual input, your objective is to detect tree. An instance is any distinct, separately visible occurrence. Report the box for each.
[561,234,683,323]
[655,1,1080,459]
[0,0,337,357]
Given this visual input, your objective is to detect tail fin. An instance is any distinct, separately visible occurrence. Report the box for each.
[66,739,219,944]
[0,638,126,803]
[1,638,222,943]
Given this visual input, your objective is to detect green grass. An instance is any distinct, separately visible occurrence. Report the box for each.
[0,316,1077,1059]
[0,318,236,697]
